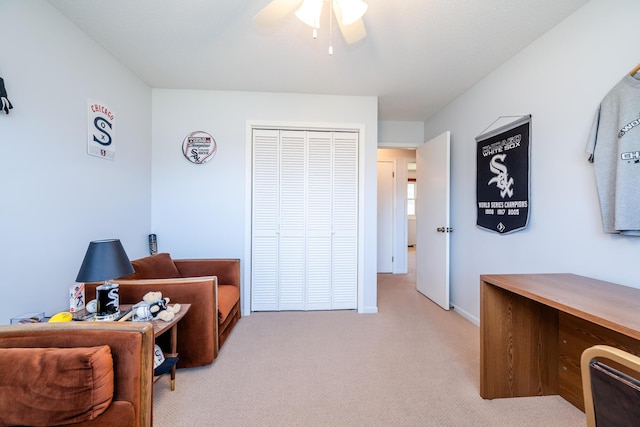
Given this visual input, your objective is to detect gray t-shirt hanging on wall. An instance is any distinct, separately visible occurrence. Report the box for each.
[586,73,640,235]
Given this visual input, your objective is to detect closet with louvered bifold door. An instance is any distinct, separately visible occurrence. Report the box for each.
[251,129,358,311]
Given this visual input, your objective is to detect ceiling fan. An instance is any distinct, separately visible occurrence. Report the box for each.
[254,0,368,46]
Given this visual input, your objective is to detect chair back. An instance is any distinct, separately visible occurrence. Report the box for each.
[581,345,640,427]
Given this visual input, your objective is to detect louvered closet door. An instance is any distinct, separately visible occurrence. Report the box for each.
[251,128,358,311]
[332,132,358,309]
[251,129,279,311]
[278,131,306,310]
[306,132,333,310]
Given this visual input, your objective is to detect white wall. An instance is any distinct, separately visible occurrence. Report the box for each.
[379,121,424,147]
[151,90,379,314]
[423,0,640,324]
[0,1,152,324]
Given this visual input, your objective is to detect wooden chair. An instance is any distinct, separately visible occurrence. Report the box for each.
[581,345,640,427]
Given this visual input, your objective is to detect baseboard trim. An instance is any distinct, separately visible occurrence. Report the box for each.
[451,304,479,326]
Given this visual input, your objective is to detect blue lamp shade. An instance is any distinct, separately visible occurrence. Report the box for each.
[76,239,135,283]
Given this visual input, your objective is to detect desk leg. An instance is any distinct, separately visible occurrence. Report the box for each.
[480,280,558,399]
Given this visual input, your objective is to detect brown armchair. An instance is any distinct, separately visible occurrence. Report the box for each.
[0,322,153,427]
[172,257,241,351]
[85,254,241,365]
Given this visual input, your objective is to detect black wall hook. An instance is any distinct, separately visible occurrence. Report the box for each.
[0,77,13,114]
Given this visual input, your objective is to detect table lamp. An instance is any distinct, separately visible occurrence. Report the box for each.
[76,239,135,321]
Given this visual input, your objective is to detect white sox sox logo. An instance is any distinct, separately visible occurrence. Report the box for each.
[488,154,514,198]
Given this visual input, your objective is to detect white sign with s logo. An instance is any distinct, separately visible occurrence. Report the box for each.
[87,99,116,160]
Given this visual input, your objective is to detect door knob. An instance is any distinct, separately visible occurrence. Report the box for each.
[437,227,445,232]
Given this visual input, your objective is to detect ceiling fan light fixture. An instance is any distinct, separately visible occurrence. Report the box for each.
[295,0,324,28]
[334,0,368,26]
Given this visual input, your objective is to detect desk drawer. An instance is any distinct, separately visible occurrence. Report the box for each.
[559,312,640,411]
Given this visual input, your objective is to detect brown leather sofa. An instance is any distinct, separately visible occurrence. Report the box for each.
[0,322,153,427]
[85,254,241,366]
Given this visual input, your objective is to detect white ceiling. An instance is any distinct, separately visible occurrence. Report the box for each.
[48,0,589,122]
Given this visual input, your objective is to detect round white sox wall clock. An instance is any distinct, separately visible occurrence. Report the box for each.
[182,130,217,164]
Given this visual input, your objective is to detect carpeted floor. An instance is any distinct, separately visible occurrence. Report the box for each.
[153,249,585,426]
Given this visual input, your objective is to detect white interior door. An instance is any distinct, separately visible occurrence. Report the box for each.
[377,161,394,273]
[415,131,451,310]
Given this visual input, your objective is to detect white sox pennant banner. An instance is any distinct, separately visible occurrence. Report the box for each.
[476,115,531,234]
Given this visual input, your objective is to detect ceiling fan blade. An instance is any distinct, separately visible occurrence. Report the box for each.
[253,0,302,26]
[337,17,367,44]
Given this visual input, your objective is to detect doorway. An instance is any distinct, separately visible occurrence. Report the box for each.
[407,162,417,248]
[377,132,452,312]
[376,148,416,274]
[377,160,394,273]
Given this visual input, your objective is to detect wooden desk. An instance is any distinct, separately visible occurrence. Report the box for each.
[480,274,640,410]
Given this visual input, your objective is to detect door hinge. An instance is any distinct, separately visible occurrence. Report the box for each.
[392,171,395,178]
[392,256,394,262]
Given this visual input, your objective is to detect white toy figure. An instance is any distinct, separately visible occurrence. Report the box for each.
[141,291,181,321]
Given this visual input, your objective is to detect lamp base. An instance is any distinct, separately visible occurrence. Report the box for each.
[96,282,120,321]
[94,310,121,322]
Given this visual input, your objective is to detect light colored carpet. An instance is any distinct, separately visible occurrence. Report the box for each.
[153,250,585,426]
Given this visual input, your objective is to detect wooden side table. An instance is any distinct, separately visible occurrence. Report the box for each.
[151,303,190,391]
[120,303,190,391]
